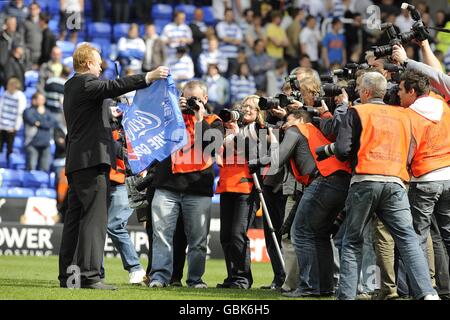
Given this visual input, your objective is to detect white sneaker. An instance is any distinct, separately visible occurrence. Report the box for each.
[129,269,146,285]
[424,294,441,300]
[189,282,208,289]
[149,280,166,288]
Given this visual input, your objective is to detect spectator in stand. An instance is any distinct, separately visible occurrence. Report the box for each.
[38,13,57,65]
[59,0,83,43]
[244,14,265,56]
[230,62,256,103]
[44,65,71,126]
[169,46,195,86]
[111,0,129,24]
[203,63,229,112]
[216,8,243,77]
[90,0,105,22]
[297,54,320,81]
[38,46,63,92]
[322,18,346,69]
[266,59,288,97]
[198,36,228,76]
[286,8,305,72]
[4,0,28,25]
[240,8,254,37]
[161,11,193,63]
[379,0,400,21]
[247,38,274,92]
[22,1,42,66]
[0,16,24,83]
[0,77,26,167]
[189,8,207,77]
[436,14,450,56]
[4,43,27,88]
[134,0,152,24]
[265,11,288,60]
[142,23,167,73]
[23,92,57,172]
[344,12,367,63]
[117,23,146,74]
[300,15,321,70]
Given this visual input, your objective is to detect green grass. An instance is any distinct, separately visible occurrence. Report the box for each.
[0,256,328,300]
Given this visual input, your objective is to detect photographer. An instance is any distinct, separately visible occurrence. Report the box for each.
[329,71,438,300]
[148,80,224,288]
[215,96,264,289]
[399,70,450,298]
[254,109,351,297]
[392,42,450,101]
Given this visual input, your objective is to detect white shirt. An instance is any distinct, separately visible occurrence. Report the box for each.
[300,27,321,61]
[395,15,415,33]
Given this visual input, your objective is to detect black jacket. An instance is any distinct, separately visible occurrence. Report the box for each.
[39,27,56,65]
[4,55,26,88]
[63,73,148,174]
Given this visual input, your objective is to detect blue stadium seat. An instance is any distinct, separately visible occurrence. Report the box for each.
[0,187,8,197]
[63,56,73,71]
[35,0,48,12]
[35,188,57,199]
[154,19,171,35]
[0,168,24,187]
[12,136,24,150]
[23,170,50,188]
[202,6,216,26]
[24,70,39,88]
[90,38,112,58]
[151,4,173,20]
[0,150,7,168]
[57,40,76,59]
[88,22,112,39]
[25,87,37,102]
[47,1,60,15]
[8,153,26,170]
[175,4,196,23]
[7,187,35,198]
[113,23,130,41]
[49,172,56,188]
[49,19,60,35]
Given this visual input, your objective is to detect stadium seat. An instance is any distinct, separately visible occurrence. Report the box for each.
[88,22,112,39]
[47,1,60,15]
[35,188,57,199]
[90,38,112,58]
[7,187,35,198]
[0,150,7,168]
[49,172,56,188]
[23,170,50,188]
[175,4,196,23]
[63,56,73,71]
[154,19,171,35]
[57,40,76,59]
[12,136,24,151]
[202,6,216,26]
[48,19,60,35]
[24,70,39,88]
[0,168,24,187]
[8,153,26,170]
[25,87,37,102]
[113,23,130,41]
[35,0,48,12]
[151,4,173,20]
[0,187,8,197]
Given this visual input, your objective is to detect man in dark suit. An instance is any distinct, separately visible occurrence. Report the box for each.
[58,43,168,290]
[38,13,56,65]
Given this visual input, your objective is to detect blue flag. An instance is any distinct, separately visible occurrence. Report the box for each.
[120,75,187,174]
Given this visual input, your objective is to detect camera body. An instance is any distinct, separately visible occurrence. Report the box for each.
[218,108,244,124]
[184,96,202,113]
[258,93,300,111]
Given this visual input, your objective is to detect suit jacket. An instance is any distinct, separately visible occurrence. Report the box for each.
[39,27,56,65]
[63,73,148,174]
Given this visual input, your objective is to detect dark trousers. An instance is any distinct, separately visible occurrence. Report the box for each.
[58,165,110,286]
[0,130,16,165]
[145,187,187,282]
[262,185,287,286]
[219,191,258,288]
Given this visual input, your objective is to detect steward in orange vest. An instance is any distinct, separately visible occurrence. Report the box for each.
[110,129,127,184]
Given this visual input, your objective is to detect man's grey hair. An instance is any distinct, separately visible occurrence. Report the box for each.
[360,72,387,99]
[182,80,208,96]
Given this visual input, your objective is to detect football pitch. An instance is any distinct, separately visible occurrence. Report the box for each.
[0,256,329,300]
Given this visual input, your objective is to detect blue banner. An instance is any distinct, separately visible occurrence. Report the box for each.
[120,75,187,174]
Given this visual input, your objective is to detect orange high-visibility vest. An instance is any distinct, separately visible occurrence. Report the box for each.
[172,113,221,174]
[289,123,351,186]
[57,168,68,204]
[109,130,126,184]
[354,103,411,182]
[215,146,253,194]
[405,94,450,177]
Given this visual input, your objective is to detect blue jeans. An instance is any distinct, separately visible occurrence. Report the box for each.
[291,173,350,295]
[26,145,51,171]
[150,188,211,286]
[107,184,142,273]
[409,180,450,270]
[337,181,436,300]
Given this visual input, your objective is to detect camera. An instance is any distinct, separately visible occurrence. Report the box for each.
[258,93,296,110]
[218,108,244,123]
[185,96,202,112]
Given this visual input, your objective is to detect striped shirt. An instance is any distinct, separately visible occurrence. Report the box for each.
[332,0,346,18]
[161,23,193,61]
[230,75,256,103]
[44,76,65,112]
[169,54,195,84]
[0,90,27,131]
[198,50,229,75]
[216,21,243,59]
[117,36,146,71]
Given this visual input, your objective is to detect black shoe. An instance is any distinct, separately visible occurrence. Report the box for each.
[170,281,183,287]
[229,283,250,289]
[81,281,118,290]
[439,294,450,300]
[216,283,231,289]
[282,288,319,298]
